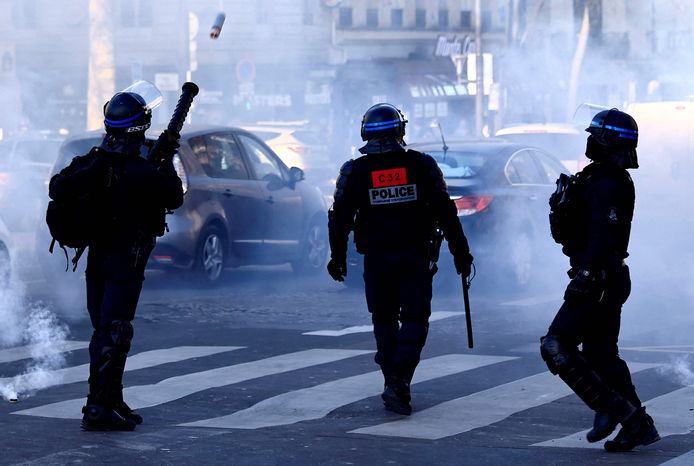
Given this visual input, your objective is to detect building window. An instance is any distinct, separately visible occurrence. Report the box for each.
[439,9,449,29]
[482,11,492,32]
[121,0,152,28]
[366,8,378,28]
[391,9,403,29]
[415,9,426,29]
[12,0,37,28]
[338,7,353,28]
[460,10,472,30]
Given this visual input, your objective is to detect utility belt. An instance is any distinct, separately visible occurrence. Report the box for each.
[567,259,627,279]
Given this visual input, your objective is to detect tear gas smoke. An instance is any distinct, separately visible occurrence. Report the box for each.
[0,281,69,401]
[658,356,694,387]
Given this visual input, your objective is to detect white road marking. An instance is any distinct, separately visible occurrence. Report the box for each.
[351,362,658,440]
[303,311,463,336]
[534,382,694,449]
[659,449,694,465]
[0,346,244,389]
[622,345,694,354]
[500,295,560,307]
[13,349,372,419]
[0,341,89,364]
[181,354,516,429]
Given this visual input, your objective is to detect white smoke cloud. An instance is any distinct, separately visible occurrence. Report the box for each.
[657,355,694,387]
[0,279,69,401]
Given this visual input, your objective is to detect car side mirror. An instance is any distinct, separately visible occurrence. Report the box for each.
[289,166,304,186]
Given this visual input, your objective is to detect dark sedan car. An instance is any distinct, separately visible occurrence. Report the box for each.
[44,126,329,284]
[346,139,569,289]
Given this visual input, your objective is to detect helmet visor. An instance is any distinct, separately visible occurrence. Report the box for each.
[572,102,611,130]
[121,80,163,112]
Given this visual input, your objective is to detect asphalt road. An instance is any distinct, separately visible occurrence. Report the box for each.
[2,265,693,465]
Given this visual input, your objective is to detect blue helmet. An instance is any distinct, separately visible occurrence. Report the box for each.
[585,108,638,150]
[585,108,638,168]
[360,103,407,141]
[103,92,152,134]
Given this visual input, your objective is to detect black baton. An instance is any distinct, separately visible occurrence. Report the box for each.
[149,82,200,165]
[462,276,474,348]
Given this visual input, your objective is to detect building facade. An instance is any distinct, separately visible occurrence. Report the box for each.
[0,0,692,139]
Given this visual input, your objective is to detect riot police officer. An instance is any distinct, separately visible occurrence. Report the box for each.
[327,103,473,415]
[541,109,659,451]
[49,82,183,431]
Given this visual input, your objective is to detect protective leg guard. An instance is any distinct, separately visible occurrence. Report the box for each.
[541,336,621,412]
[604,408,660,452]
[541,335,636,442]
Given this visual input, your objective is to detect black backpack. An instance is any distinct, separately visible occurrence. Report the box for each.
[548,172,584,246]
[46,148,115,270]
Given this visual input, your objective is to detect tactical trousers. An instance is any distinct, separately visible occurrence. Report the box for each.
[85,241,153,405]
[363,247,432,384]
[545,264,641,408]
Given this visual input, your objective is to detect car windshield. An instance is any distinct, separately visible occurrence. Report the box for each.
[292,130,324,145]
[426,150,486,178]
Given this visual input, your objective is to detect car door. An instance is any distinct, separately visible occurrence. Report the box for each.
[189,132,267,259]
[236,132,304,260]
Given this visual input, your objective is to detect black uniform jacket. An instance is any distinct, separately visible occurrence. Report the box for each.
[49,146,184,247]
[565,161,635,271]
[329,146,469,258]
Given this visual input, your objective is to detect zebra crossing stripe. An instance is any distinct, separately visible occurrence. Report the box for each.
[12,348,372,419]
[350,362,658,440]
[659,449,694,465]
[0,346,244,389]
[534,377,691,449]
[181,354,516,429]
[303,311,462,336]
[0,341,89,364]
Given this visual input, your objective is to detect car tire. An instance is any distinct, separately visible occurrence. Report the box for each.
[194,225,226,284]
[291,220,328,274]
[509,229,534,288]
[0,245,9,288]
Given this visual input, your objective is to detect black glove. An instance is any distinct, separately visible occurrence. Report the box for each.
[564,268,605,301]
[327,257,347,282]
[454,252,474,277]
[160,130,181,153]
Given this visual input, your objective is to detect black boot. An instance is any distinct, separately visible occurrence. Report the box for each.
[113,386,143,425]
[586,396,637,443]
[381,376,412,415]
[604,408,660,452]
[81,403,136,432]
[113,399,143,425]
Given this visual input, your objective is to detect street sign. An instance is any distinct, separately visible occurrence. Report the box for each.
[155,73,180,92]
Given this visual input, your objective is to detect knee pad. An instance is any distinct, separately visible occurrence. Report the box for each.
[540,335,574,375]
[108,320,134,354]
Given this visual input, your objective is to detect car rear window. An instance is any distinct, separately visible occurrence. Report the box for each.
[250,130,282,142]
[291,130,324,145]
[14,140,62,165]
[426,151,486,178]
[54,137,102,172]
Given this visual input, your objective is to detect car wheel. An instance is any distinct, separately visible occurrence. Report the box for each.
[510,229,533,287]
[0,245,9,288]
[291,221,328,274]
[195,225,225,284]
